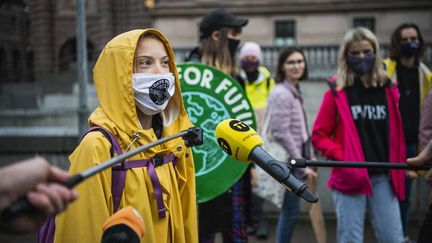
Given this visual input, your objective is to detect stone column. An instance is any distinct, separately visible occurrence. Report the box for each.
[29,0,54,80]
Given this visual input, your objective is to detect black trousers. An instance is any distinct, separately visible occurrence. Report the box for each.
[417,204,432,243]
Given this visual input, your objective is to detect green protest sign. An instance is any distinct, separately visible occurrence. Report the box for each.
[177,63,256,203]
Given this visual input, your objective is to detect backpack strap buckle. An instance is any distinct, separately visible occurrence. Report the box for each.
[152,155,164,167]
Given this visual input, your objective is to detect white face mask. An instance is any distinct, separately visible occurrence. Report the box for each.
[132,73,176,115]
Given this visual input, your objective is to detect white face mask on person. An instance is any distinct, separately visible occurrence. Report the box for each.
[132,73,175,115]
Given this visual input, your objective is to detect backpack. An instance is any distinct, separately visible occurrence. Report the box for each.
[38,126,177,243]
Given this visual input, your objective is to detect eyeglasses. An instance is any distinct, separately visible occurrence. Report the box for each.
[401,36,419,42]
[285,59,304,66]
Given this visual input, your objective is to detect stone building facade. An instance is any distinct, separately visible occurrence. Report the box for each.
[29,0,154,80]
[151,0,432,48]
[5,0,432,82]
[0,1,33,84]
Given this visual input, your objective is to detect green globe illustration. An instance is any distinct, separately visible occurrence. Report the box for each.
[183,92,230,176]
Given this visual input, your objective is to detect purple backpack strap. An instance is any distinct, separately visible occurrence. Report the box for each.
[38,216,55,243]
[112,153,177,218]
[37,126,126,243]
[86,126,125,212]
[84,126,123,158]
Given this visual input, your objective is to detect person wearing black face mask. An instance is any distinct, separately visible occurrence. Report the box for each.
[186,9,252,243]
[237,42,275,240]
[346,51,376,77]
[186,9,247,81]
[312,27,406,243]
[238,42,275,132]
[384,23,432,243]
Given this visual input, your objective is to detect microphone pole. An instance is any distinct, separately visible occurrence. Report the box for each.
[249,147,318,203]
[1,127,203,220]
[288,158,432,170]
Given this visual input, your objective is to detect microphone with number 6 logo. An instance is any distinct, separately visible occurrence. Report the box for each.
[215,119,318,203]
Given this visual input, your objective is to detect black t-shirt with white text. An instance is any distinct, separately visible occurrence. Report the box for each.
[345,78,389,174]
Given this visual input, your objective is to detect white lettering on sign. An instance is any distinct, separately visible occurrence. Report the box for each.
[236,112,253,125]
[179,66,254,125]
[215,78,232,94]
[180,66,214,89]
[183,66,201,85]
[232,99,250,113]
[224,87,242,105]
[201,69,213,89]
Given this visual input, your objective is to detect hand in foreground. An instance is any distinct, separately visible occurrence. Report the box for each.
[304,167,318,179]
[407,140,432,166]
[0,157,78,234]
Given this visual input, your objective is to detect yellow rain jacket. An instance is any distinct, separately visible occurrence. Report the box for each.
[240,66,274,131]
[55,29,198,243]
[242,66,274,110]
[384,58,432,107]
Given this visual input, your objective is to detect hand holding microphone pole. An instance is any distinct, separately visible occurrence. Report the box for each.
[215,119,318,203]
[2,127,203,220]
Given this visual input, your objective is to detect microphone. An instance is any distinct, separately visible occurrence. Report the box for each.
[215,119,318,203]
[101,206,145,243]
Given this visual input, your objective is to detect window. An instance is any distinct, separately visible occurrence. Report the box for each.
[275,20,296,46]
[1,15,17,34]
[353,17,375,33]
[0,47,5,86]
[12,49,20,82]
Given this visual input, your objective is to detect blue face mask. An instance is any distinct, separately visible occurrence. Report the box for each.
[400,41,420,57]
[346,53,376,76]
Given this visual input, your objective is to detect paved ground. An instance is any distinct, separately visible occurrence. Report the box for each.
[2,215,420,243]
[244,216,420,243]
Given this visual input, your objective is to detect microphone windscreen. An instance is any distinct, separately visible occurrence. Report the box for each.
[101,206,145,243]
[215,119,263,162]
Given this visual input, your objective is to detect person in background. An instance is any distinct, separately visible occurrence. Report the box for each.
[187,8,251,243]
[312,27,405,243]
[408,140,432,167]
[384,23,432,243]
[411,90,432,243]
[187,8,246,83]
[238,41,274,239]
[52,29,197,243]
[0,157,77,234]
[268,47,317,243]
[238,41,275,132]
[418,91,432,158]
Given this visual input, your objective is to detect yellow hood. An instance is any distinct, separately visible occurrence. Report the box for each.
[90,28,192,152]
[54,29,198,243]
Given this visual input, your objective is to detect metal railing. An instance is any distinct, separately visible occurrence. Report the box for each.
[174,43,432,80]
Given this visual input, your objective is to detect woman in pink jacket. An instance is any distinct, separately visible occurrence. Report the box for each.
[311,27,406,243]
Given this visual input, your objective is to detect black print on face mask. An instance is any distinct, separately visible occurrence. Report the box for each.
[149,79,170,105]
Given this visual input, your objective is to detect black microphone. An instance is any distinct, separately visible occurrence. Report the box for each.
[215,119,318,203]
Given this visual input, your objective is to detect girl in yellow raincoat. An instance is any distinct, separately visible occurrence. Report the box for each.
[53,29,198,242]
